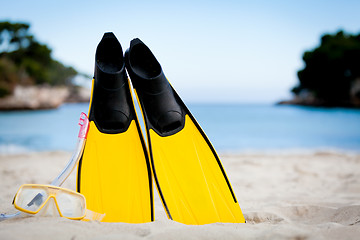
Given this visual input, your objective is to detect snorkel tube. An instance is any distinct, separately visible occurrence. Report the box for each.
[0,112,89,221]
[51,112,89,186]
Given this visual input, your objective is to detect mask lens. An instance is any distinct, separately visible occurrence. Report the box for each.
[56,190,86,218]
[15,186,48,213]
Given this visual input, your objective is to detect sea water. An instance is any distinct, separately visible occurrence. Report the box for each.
[0,103,360,154]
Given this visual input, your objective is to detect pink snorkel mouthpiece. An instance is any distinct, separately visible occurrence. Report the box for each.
[78,112,89,139]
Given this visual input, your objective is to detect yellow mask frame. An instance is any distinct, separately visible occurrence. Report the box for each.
[13,184,103,221]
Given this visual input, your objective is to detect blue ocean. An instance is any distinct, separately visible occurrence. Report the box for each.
[0,103,360,154]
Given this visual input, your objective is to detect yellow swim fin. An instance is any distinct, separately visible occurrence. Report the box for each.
[125,38,245,225]
[77,33,153,223]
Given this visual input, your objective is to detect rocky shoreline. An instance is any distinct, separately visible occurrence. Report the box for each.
[0,85,90,111]
[277,96,360,108]
[278,78,360,108]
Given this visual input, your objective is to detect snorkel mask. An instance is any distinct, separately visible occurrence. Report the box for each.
[14,184,87,220]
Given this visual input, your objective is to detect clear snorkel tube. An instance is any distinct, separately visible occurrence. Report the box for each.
[0,112,89,221]
[51,112,89,186]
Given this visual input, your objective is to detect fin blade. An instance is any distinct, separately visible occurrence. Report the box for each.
[80,121,152,223]
[150,115,245,224]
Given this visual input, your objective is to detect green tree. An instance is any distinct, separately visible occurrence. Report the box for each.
[293,30,360,106]
[0,57,17,97]
[0,21,78,97]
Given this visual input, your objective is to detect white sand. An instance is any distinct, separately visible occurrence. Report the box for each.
[1,151,359,239]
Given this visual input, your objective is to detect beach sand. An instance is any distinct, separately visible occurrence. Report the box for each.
[0,151,359,239]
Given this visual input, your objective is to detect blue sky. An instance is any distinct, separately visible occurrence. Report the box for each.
[1,0,359,103]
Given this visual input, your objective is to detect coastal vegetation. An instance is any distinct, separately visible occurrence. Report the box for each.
[0,21,89,110]
[286,30,360,107]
